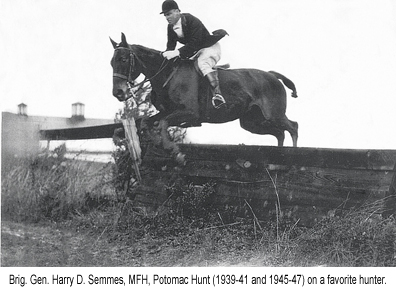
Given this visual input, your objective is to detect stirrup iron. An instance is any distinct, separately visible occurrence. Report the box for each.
[212,94,226,109]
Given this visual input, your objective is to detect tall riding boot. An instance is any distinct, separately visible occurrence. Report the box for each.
[206,71,226,109]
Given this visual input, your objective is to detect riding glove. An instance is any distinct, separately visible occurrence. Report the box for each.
[162,50,180,60]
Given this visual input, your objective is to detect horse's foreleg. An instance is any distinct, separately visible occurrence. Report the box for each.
[160,110,200,165]
[158,119,186,166]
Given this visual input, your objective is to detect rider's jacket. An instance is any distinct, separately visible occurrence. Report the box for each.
[166,13,227,59]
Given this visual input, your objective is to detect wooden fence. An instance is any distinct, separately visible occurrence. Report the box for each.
[40,124,396,227]
[136,143,396,226]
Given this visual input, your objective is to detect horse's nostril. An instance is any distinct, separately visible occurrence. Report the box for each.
[113,89,123,97]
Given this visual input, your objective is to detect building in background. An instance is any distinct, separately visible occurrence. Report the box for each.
[1,102,115,159]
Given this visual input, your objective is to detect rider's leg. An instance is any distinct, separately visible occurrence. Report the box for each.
[196,43,226,108]
[205,70,226,108]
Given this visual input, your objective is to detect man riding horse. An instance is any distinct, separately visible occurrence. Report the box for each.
[111,2,299,165]
[160,0,228,109]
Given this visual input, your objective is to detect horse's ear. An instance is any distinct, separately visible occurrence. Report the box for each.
[110,37,118,49]
[121,32,128,47]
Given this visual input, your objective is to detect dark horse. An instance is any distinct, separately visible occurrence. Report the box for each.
[111,33,298,163]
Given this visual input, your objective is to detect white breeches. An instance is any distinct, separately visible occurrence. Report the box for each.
[193,42,221,76]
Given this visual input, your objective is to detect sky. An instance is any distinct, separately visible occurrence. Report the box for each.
[1,0,396,150]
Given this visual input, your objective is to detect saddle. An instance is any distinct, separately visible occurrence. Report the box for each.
[163,59,230,88]
[162,59,229,110]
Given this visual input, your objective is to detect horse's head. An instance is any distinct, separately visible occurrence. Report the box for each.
[110,33,143,101]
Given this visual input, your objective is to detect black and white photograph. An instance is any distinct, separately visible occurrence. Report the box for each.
[1,0,396,295]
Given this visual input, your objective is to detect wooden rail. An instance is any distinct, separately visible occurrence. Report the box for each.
[40,121,142,181]
[39,123,123,140]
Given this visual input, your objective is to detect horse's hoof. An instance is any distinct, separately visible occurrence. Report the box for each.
[175,152,186,166]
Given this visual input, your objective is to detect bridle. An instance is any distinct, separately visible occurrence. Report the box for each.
[113,48,136,81]
[113,46,170,99]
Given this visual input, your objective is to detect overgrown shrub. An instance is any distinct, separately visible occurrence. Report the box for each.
[297,200,396,266]
[110,180,249,239]
[1,149,115,223]
[165,182,217,220]
[111,131,135,201]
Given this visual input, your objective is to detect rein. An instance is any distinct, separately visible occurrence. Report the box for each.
[130,58,169,89]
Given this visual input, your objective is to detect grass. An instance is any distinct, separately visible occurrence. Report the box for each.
[1,150,396,266]
[295,198,396,266]
[1,151,115,223]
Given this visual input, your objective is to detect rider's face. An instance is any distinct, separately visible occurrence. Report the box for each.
[164,9,181,26]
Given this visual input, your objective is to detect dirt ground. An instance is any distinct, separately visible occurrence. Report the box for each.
[1,221,277,267]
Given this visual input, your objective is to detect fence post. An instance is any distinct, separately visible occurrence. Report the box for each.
[384,162,396,217]
[122,118,142,182]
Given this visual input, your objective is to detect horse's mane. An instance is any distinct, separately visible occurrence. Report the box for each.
[130,44,162,57]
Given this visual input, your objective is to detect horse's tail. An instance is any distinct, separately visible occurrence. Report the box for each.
[269,71,298,98]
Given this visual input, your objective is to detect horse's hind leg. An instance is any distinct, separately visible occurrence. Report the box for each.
[239,107,298,147]
[275,130,285,147]
[239,113,286,146]
[283,118,298,147]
